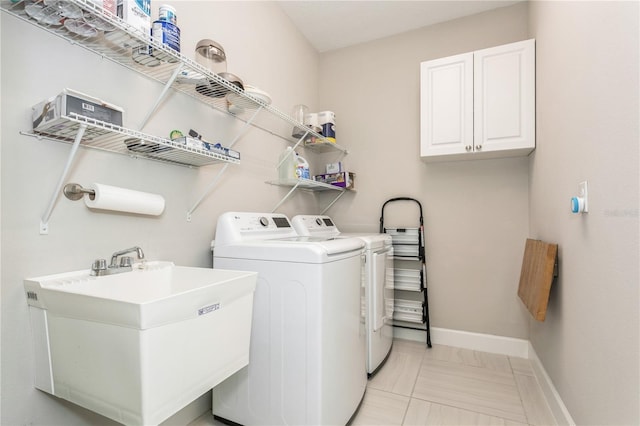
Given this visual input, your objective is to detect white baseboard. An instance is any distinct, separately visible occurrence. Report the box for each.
[393,326,574,426]
[528,343,576,426]
[394,326,529,358]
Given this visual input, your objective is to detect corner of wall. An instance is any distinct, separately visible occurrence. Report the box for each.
[527,342,576,426]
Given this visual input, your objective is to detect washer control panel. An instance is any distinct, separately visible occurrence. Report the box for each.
[215,212,298,245]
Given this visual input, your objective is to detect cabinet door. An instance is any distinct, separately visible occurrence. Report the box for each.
[420,53,473,158]
[474,39,535,154]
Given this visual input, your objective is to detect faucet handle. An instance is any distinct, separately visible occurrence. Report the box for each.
[91,259,107,276]
[119,256,133,268]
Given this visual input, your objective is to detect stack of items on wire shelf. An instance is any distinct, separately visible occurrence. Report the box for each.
[314,161,355,189]
[30,89,241,166]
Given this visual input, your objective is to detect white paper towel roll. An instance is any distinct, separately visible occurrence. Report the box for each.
[83,183,165,216]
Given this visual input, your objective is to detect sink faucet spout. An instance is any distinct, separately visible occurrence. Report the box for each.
[110,246,145,268]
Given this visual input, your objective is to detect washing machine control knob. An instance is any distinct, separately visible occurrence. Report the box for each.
[259,216,269,227]
[316,218,323,226]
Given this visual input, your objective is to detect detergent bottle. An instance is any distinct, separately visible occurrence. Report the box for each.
[278,147,297,180]
[296,154,310,179]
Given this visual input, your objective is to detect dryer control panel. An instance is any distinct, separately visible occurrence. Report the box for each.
[291,215,341,237]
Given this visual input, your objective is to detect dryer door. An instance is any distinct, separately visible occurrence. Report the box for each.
[384,247,395,322]
[372,248,393,332]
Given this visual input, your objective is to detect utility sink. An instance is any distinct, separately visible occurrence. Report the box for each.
[24,261,257,426]
[25,261,255,329]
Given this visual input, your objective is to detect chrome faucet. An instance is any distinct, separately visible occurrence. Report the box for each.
[110,246,145,267]
[91,246,145,276]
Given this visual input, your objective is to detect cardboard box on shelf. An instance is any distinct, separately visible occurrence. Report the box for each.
[314,172,355,189]
[326,162,342,173]
[117,0,151,36]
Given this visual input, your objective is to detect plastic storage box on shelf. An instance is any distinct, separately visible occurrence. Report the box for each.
[32,89,124,135]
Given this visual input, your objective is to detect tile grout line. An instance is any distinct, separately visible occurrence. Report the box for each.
[408,394,534,426]
[515,372,537,425]
[399,343,430,425]
[506,353,530,424]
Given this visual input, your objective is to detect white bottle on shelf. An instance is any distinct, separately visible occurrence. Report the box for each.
[278,147,297,180]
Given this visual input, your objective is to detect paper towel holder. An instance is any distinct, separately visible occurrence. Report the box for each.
[63,183,95,201]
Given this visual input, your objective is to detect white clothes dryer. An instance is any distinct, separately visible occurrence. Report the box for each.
[292,215,394,376]
[211,212,366,426]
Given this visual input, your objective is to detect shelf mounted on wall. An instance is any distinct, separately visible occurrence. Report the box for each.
[0,0,340,148]
[28,114,240,233]
[1,0,353,224]
[265,178,349,214]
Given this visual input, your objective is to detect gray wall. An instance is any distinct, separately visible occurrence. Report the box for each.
[318,1,639,425]
[1,2,320,424]
[528,1,639,425]
[318,3,532,339]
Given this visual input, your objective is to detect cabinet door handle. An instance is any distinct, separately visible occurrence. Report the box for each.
[475,145,482,150]
[465,145,472,152]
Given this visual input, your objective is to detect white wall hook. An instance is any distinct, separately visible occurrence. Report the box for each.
[571,181,588,214]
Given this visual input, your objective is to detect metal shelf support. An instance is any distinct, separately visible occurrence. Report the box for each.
[186,163,230,222]
[138,63,184,131]
[186,105,264,221]
[228,105,264,148]
[40,124,87,234]
[270,180,303,213]
[320,190,347,214]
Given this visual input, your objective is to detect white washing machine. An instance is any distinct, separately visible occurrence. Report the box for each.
[211,212,367,426]
[292,215,394,376]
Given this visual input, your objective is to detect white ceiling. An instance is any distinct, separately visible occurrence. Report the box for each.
[277,1,523,52]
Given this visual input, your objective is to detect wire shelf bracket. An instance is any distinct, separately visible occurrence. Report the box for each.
[186,106,264,221]
[40,124,87,235]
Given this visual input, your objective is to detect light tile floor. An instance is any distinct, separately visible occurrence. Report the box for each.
[190,339,556,426]
[353,339,556,426]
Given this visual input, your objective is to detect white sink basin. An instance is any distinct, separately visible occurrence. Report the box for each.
[25,261,254,329]
[24,261,257,426]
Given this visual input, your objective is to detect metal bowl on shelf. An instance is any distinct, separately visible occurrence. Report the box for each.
[195,72,244,98]
[124,138,172,154]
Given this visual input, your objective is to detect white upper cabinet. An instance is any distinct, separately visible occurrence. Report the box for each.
[421,39,535,162]
[474,39,535,155]
[420,53,473,157]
